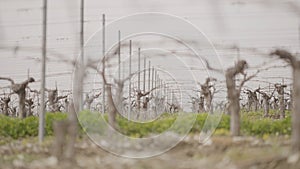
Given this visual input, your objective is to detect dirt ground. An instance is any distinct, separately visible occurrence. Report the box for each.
[0,134,300,169]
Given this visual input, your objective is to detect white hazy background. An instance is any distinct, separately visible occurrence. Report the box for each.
[0,0,299,110]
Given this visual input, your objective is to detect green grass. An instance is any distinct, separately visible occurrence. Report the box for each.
[0,110,292,139]
[0,113,66,139]
[241,111,291,136]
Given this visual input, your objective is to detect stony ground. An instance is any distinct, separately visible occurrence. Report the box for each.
[0,134,300,169]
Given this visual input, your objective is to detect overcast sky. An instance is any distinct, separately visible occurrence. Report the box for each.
[0,0,299,110]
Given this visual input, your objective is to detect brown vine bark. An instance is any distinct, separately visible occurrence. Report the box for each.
[257,90,272,117]
[293,67,300,151]
[0,77,35,118]
[226,60,248,136]
[106,84,118,129]
[84,92,101,110]
[200,77,216,113]
[52,102,78,161]
[25,98,34,117]
[271,49,300,152]
[275,83,287,119]
[245,89,259,112]
[0,96,10,116]
[135,87,157,118]
[46,88,67,112]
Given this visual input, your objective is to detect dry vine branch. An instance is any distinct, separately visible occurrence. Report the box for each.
[86,47,136,129]
[199,77,217,113]
[243,88,260,112]
[0,96,11,116]
[0,77,35,118]
[271,49,300,152]
[225,60,248,136]
[84,91,101,110]
[274,83,287,119]
[257,87,276,117]
[52,102,78,161]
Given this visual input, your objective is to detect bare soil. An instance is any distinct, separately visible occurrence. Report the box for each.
[0,135,299,169]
